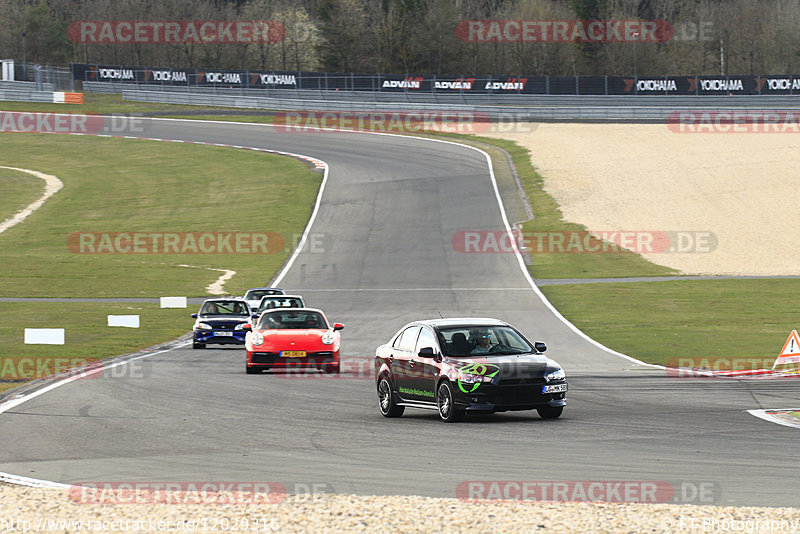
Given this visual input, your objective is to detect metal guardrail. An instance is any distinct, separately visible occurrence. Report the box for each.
[0,89,58,103]
[121,88,800,121]
[97,81,800,108]
[0,80,55,92]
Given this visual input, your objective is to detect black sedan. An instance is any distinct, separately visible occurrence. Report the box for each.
[374,318,567,422]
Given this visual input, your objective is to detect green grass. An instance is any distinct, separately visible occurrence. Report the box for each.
[0,133,321,297]
[0,167,43,224]
[0,131,320,394]
[0,302,191,394]
[540,279,800,366]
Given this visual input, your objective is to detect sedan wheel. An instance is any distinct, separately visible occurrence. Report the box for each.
[437,381,465,422]
[378,378,404,418]
[192,342,205,349]
[537,405,563,419]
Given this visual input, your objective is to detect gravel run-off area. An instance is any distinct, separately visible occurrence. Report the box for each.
[483,123,800,276]
[2,485,800,533]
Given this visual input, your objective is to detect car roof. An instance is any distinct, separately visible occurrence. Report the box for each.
[202,297,248,303]
[245,287,283,292]
[410,318,510,328]
[258,294,303,300]
[259,307,325,315]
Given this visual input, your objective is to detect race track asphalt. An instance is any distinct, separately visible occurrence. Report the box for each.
[0,119,798,507]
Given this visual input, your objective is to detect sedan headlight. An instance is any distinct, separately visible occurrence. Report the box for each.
[195,322,213,330]
[234,323,248,330]
[321,331,336,345]
[545,367,566,382]
[251,332,264,345]
[457,372,494,384]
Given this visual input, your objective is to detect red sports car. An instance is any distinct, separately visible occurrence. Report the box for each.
[244,308,343,374]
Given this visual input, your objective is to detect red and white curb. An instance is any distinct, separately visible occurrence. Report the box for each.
[115,135,327,169]
[667,367,800,379]
[0,126,327,170]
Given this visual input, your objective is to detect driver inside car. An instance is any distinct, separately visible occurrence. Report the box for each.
[470,331,495,354]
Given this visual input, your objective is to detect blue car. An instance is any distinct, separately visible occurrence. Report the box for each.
[191,298,251,349]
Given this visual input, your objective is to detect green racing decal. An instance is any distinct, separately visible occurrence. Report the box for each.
[457,362,500,393]
[399,386,434,398]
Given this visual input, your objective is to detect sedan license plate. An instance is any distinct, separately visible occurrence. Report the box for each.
[215,331,234,337]
[542,383,568,394]
[281,350,307,358]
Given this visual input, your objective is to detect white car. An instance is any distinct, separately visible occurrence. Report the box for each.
[242,287,285,311]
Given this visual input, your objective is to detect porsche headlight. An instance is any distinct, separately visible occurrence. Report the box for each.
[545,367,566,382]
[251,332,264,345]
[195,322,212,330]
[321,331,336,345]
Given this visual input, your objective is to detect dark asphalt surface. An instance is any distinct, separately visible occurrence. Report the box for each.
[1,119,798,507]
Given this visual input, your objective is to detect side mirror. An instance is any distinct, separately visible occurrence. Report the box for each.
[534,341,547,353]
[333,323,344,331]
[241,323,252,331]
[417,347,435,358]
[191,313,198,319]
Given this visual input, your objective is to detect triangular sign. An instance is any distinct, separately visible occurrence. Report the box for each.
[773,330,800,369]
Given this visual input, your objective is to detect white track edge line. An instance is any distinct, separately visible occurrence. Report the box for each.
[747,409,800,429]
[0,342,190,416]
[0,472,71,489]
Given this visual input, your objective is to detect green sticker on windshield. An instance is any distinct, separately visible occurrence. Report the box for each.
[457,362,500,393]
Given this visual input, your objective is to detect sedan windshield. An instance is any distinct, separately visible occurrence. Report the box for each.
[257,297,304,312]
[200,301,250,316]
[258,310,327,330]
[245,289,283,301]
[437,325,533,357]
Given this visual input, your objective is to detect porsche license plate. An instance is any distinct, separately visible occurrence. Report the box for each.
[281,350,307,357]
[542,383,568,394]
[215,331,234,337]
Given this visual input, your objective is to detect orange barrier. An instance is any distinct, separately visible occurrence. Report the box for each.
[63,92,84,104]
